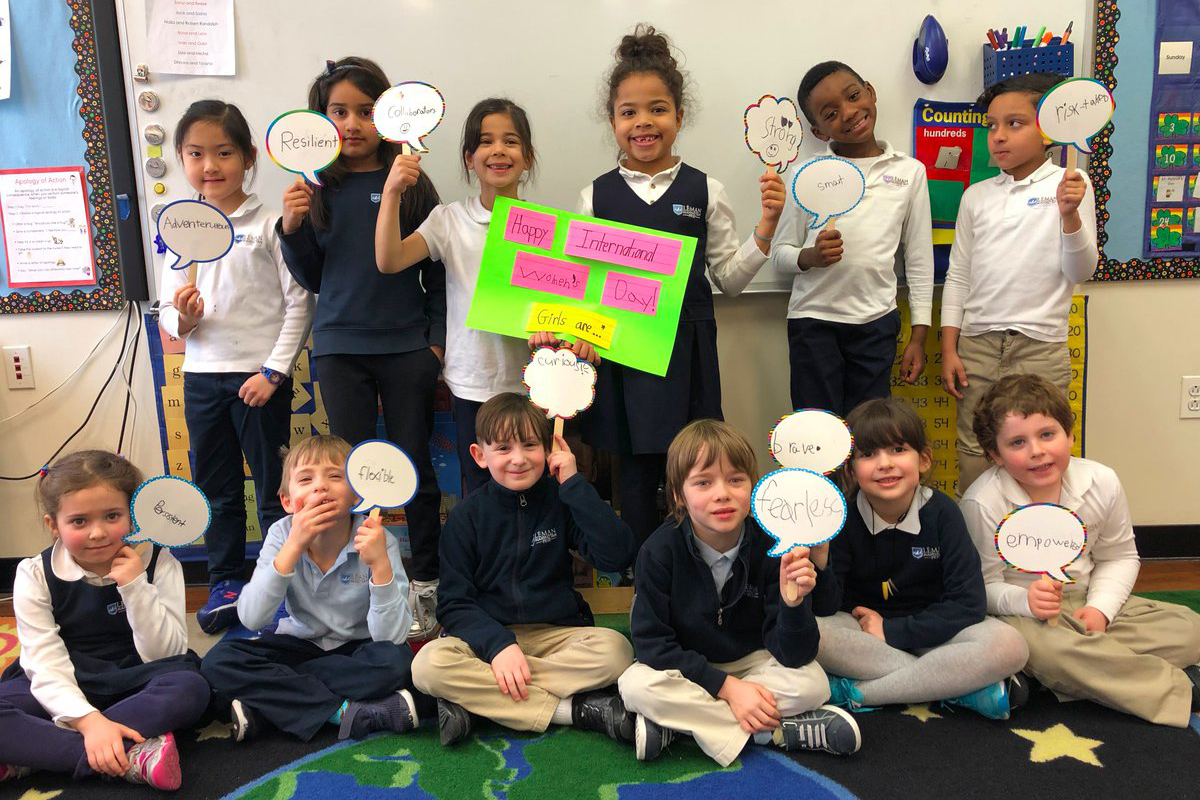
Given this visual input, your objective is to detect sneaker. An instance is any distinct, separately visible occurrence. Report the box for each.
[634,714,673,761]
[1006,673,1031,713]
[776,705,861,755]
[437,698,473,746]
[230,698,260,742]
[124,732,181,790]
[0,764,31,782]
[340,690,417,740]
[408,580,440,641]
[826,675,864,710]
[1184,664,1200,710]
[571,688,635,743]
[945,679,1011,720]
[196,579,245,634]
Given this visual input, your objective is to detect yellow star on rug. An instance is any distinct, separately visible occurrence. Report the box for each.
[16,790,62,800]
[195,719,234,741]
[901,704,942,722]
[1012,723,1103,766]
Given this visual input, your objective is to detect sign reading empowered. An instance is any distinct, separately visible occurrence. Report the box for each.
[466,196,698,376]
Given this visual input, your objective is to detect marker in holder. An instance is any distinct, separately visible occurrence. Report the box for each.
[982,42,1074,90]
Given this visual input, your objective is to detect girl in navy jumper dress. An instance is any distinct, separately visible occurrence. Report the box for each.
[278,57,446,638]
[580,25,786,549]
[0,452,209,789]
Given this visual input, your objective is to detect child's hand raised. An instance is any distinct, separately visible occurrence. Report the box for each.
[718,675,780,733]
[547,434,577,483]
[757,169,786,232]
[1056,170,1086,219]
[172,285,204,323]
[1027,577,1063,620]
[800,228,843,269]
[291,492,341,545]
[490,643,531,701]
[354,513,393,586]
[384,153,422,197]
[527,333,601,365]
[780,546,816,605]
[106,545,145,588]
[281,177,313,235]
[851,606,885,641]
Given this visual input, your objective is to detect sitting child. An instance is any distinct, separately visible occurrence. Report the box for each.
[201,435,424,741]
[619,419,860,765]
[963,374,1200,726]
[411,393,637,746]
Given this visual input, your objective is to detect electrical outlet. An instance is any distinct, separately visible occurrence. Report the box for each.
[1182,376,1200,419]
[4,345,34,389]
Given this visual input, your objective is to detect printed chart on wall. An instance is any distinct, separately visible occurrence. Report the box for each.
[1143,0,1200,257]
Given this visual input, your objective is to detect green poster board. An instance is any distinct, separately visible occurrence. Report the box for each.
[465,196,698,376]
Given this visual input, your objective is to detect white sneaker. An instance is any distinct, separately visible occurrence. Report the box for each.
[408,579,440,640]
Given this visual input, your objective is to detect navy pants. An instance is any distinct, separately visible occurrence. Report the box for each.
[786,310,901,417]
[201,633,415,741]
[314,350,442,582]
[184,371,292,587]
[451,394,490,497]
[619,453,668,551]
[0,671,210,778]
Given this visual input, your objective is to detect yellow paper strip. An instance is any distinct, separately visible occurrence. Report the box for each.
[525,303,617,349]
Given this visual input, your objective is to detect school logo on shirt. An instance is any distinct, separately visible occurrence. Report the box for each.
[531,528,558,546]
[672,203,703,219]
[370,193,382,204]
[881,174,910,187]
[911,546,941,560]
[743,584,760,599]
[233,233,265,247]
[1027,196,1056,208]
[106,600,126,615]
[340,572,369,584]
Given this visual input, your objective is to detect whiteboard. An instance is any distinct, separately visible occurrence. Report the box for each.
[115,0,1089,296]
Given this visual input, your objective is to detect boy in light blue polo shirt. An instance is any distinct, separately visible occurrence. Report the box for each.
[201,435,425,742]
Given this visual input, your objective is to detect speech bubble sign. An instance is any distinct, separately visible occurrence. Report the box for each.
[127,476,212,548]
[790,156,866,229]
[373,81,446,152]
[1036,77,1115,155]
[523,347,597,420]
[995,503,1088,582]
[156,199,234,272]
[751,468,848,556]
[346,439,419,515]
[744,95,804,174]
[770,409,853,474]
[265,110,342,185]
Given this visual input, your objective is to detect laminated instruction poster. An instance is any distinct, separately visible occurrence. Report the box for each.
[0,166,96,288]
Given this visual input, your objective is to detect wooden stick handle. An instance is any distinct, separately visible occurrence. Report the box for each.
[552,417,564,451]
[368,507,380,522]
[783,544,799,602]
[186,262,197,287]
[823,216,837,232]
[1041,573,1060,627]
[1065,146,1077,179]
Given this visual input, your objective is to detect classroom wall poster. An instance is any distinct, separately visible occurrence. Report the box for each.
[0,0,11,101]
[0,166,97,288]
[145,0,235,77]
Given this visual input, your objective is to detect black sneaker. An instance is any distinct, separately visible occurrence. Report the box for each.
[437,698,473,746]
[1184,664,1200,710]
[634,714,673,761]
[571,688,635,743]
[777,705,861,755]
[339,690,417,740]
[1006,673,1031,713]
[230,699,259,742]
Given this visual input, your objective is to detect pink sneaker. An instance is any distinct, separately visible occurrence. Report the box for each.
[0,763,32,782]
[124,731,181,790]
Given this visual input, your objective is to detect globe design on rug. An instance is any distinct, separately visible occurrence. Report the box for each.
[226,727,858,800]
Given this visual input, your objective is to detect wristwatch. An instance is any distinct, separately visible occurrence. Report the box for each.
[260,366,286,386]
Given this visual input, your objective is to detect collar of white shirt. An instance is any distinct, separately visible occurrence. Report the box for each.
[820,139,905,162]
[616,156,683,184]
[691,522,745,567]
[995,457,1091,510]
[50,538,150,585]
[856,485,932,536]
[991,157,1059,189]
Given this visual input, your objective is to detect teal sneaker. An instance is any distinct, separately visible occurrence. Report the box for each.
[826,675,865,710]
[945,680,1010,720]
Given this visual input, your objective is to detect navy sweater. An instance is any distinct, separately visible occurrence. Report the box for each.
[811,488,986,651]
[437,473,635,662]
[277,169,446,358]
[632,517,820,698]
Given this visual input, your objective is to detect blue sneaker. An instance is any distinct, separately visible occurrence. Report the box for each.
[827,675,865,710]
[945,679,1011,720]
[196,579,244,634]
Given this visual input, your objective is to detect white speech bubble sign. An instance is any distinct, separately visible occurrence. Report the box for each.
[751,468,848,556]
[790,156,866,229]
[265,110,342,185]
[523,347,597,420]
[770,409,853,474]
[156,199,234,272]
[744,95,804,174]
[995,503,1087,582]
[127,476,212,548]
[1037,78,1114,155]
[346,439,419,515]
[373,82,446,152]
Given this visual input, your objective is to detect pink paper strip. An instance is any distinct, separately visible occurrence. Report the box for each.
[601,272,661,315]
[503,208,556,249]
[510,251,588,299]
[564,220,681,275]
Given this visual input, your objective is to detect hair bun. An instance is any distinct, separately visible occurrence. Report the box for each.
[616,24,674,66]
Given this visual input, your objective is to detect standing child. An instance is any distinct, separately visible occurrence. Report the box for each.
[279,57,446,638]
[579,25,786,548]
[771,61,934,418]
[201,435,426,742]
[941,73,1098,494]
[410,393,636,747]
[810,398,1028,719]
[963,374,1200,727]
[0,451,210,790]
[159,99,314,635]
[619,419,859,764]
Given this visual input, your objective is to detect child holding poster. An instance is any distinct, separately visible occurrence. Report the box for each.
[940,73,1098,494]
[159,100,314,635]
[579,25,786,548]
[279,57,445,639]
[810,398,1029,719]
[963,374,1200,727]
[770,61,933,419]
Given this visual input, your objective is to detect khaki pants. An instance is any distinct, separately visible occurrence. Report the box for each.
[618,650,830,766]
[1000,590,1200,727]
[954,331,1071,495]
[411,624,633,732]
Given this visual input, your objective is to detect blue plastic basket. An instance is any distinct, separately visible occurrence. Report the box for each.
[982,42,1074,89]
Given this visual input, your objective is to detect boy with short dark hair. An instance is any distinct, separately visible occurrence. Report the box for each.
[941,73,1098,494]
[411,393,637,746]
[963,374,1200,727]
